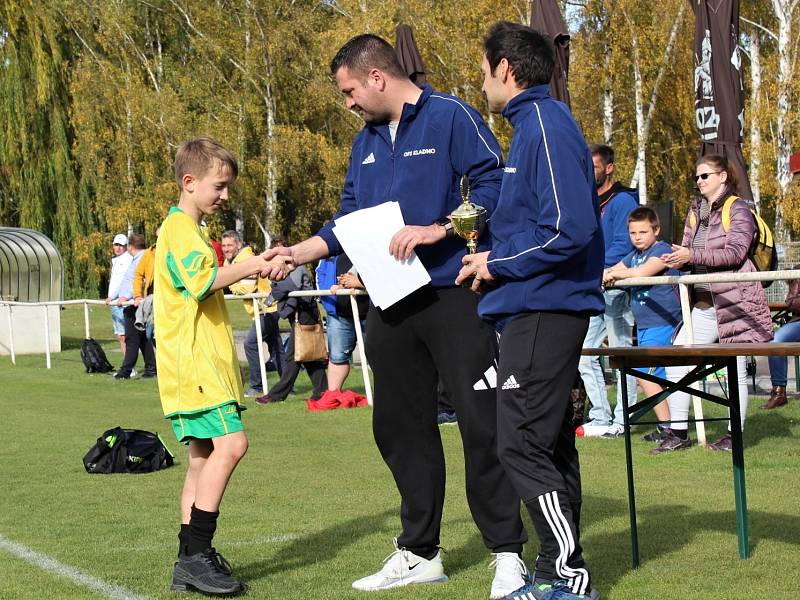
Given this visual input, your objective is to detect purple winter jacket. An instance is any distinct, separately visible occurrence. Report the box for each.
[681,193,773,343]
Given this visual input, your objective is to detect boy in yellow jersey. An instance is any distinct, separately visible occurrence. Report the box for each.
[154,137,287,596]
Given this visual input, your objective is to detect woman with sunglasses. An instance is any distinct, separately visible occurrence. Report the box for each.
[654,154,772,454]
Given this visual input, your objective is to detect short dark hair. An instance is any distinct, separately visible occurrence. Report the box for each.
[221,230,242,243]
[590,144,614,167]
[269,236,286,249]
[628,206,660,228]
[483,21,554,88]
[128,233,146,250]
[330,34,407,79]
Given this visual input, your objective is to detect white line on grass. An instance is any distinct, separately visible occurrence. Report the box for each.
[0,533,151,600]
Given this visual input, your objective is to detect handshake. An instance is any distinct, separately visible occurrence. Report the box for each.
[251,247,295,280]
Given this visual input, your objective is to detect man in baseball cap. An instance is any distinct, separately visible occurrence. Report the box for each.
[106,233,132,354]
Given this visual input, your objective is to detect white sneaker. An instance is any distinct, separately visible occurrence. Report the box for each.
[351,539,448,591]
[601,423,625,438]
[489,552,529,599]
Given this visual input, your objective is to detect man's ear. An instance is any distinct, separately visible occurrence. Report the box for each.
[366,68,385,91]
[606,162,615,177]
[497,57,511,83]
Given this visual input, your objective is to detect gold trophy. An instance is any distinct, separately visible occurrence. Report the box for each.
[449,177,487,287]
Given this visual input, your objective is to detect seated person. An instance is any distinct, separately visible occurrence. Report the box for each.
[763,267,800,410]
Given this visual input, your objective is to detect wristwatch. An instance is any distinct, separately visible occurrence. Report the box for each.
[436,217,455,237]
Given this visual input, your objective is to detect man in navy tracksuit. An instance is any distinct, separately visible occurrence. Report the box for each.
[458,23,604,600]
[265,34,527,598]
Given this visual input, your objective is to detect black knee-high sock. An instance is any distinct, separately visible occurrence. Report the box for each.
[186,505,219,556]
[178,523,191,557]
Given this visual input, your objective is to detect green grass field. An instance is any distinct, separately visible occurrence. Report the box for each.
[0,304,798,599]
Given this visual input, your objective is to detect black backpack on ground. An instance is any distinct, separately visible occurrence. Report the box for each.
[80,338,115,373]
[83,427,175,474]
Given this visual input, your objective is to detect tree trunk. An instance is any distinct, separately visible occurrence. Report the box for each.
[771,0,798,241]
[625,18,647,204]
[602,45,613,144]
[629,5,685,195]
[748,32,762,213]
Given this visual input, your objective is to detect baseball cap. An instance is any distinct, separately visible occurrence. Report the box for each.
[113,234,128,246]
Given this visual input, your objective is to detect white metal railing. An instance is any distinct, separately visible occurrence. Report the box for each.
[5,270,799,416]
[0,289,372,406]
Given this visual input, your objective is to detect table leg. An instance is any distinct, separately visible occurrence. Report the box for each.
[620,359,640,568]
[726,357,750,559]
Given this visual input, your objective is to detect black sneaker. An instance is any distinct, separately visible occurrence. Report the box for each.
[641,427,670,443]
[649,431,692,455]
[140,371,157,379]
[113,371,130,380]
[171,548,245,596]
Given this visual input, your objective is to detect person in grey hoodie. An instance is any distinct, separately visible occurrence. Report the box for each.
[654,154,772,454]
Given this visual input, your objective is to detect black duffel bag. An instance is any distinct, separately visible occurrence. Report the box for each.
[83,427,174,474]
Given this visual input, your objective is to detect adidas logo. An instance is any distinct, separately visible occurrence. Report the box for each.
[361,152,375,165]
[473,363,498,391]
[501,375,520,390]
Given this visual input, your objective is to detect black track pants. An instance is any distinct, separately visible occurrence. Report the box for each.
[496,311,592,594]
[366,286,527,557]
[120,305,155,376]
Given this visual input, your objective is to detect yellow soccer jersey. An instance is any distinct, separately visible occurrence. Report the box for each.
[153,207,244,417]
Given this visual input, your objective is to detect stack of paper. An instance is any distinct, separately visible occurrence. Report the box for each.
[333,202,430,309]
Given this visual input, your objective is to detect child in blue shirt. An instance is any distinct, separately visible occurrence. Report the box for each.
[603,207,682,441]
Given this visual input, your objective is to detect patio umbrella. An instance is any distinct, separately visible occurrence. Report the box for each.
[530,0,571,106]
[394,24,427,88]
[692,0,753,201]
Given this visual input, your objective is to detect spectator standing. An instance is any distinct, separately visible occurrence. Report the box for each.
[133,228,159,346]
[316,253,369,397]
[255,264,327,404]
[578,144,639,437]
[656,154,773,453]
[603,207,681,442]
[106,233,131,355]
[115,233,156,379]
[221,230,284,396]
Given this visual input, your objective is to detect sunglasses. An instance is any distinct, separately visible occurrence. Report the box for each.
[695,171,720,182]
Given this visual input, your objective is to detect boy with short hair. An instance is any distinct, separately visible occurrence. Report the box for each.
[603,206,682,443]
[154,136,286,596]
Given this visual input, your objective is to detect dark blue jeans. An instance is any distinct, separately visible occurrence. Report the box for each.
[768,320,800,386]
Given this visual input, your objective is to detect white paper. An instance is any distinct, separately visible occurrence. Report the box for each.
[333,202,430,309]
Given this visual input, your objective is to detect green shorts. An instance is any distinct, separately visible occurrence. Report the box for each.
[169,402,245,444]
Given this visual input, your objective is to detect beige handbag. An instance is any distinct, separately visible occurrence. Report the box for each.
[293,313,328,363]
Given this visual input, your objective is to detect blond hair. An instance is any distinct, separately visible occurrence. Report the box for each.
[174,137,238,190]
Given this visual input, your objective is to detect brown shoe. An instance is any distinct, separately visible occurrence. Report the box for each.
[761,386,787,410]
